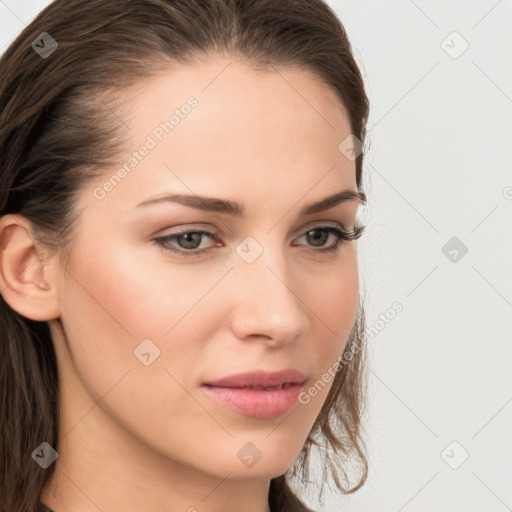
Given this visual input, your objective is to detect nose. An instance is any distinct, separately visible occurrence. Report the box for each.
[228,247,309,347]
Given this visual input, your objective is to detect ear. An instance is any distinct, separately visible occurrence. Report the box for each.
[0,214,61,321]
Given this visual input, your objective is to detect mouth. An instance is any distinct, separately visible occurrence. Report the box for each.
[201,369,306,419]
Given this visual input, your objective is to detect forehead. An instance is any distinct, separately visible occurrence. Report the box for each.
[82,57,357,217]
[126,56,352,151]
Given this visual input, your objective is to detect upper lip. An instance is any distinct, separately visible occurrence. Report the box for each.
[203,369,306,388]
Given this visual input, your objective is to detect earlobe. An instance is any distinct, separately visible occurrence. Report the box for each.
[0,214,61,321]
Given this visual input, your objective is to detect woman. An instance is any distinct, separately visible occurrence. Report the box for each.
[0,1,370,510]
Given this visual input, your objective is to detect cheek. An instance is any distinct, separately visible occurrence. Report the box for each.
[58,243,238,465]
[297,256,359,408]
[58,239,230,403]
[310,255,359,355]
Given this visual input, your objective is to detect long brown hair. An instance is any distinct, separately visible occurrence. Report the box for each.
[0,1,370,511]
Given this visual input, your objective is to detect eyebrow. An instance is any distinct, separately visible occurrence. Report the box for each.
[134,188,366,216]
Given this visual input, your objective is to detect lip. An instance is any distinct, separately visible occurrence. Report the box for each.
[203,369,306,388]
[201,369,306,419]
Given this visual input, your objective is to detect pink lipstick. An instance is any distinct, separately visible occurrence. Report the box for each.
[201,369,306,419]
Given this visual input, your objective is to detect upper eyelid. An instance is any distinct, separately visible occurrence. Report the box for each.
[156,222,357,248]
[156,219,352,238]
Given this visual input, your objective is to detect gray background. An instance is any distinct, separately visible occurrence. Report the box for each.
[1,1,511,511]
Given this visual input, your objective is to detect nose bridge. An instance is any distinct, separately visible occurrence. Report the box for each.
[229,238,308,343]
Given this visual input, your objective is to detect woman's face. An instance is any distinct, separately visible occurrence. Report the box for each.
[50,57,362,483]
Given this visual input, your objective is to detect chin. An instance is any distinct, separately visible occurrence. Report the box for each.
[227,442,304,480]
[224,458,298,481]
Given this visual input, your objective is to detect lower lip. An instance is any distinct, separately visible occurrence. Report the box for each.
[201,383,304,419]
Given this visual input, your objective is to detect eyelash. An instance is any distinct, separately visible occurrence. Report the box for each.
[152,223,366,258]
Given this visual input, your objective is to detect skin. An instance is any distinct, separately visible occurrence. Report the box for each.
[0,56,362,512]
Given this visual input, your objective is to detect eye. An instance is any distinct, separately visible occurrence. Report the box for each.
[292,224,365,253]
[153,229,221,258]
[152,223,366,258]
